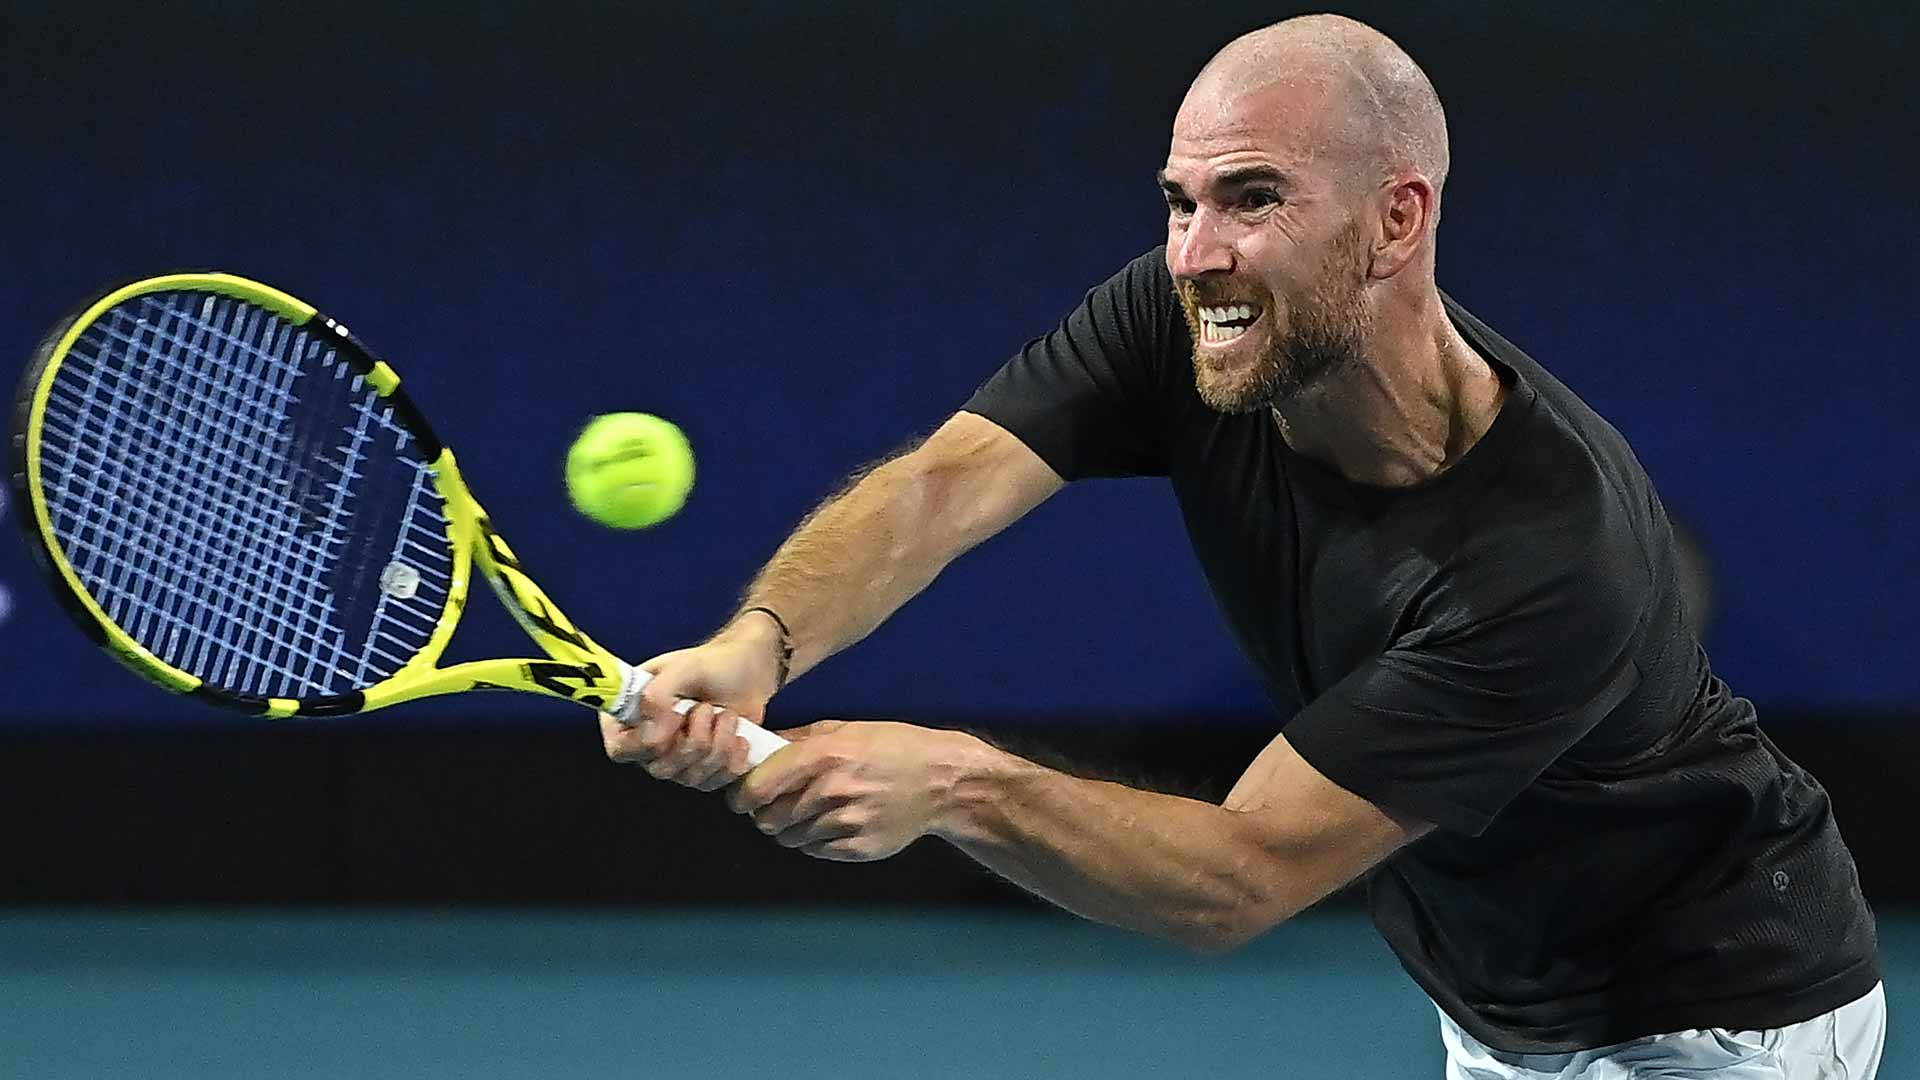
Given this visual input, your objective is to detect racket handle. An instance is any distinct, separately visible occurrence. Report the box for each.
[735,720,791,766]
[616,666,791,767]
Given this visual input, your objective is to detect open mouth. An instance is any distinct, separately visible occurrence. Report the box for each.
[1196,303,1263,345]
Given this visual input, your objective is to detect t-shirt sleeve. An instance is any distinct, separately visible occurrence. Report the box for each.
[962,248,1179,480]
[1284,536,1651,836]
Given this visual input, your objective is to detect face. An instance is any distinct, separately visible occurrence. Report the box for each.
[1160,82,1374,413]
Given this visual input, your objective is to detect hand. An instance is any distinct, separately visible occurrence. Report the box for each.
[727,720,980,861]
[600,614,787,791]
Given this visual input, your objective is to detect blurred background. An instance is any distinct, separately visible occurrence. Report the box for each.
[1,1,1913,1076]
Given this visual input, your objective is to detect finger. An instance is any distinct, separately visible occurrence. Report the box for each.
[725,777,749,814]
[799,837,880,862]
[749,778,849,836]
[676,707,744,791]
[601,703,685,765]
[651,700,720,782]
[619,698,696,779]
[724,721,754,777]
[733,740,825,810]
[742,788,804,832]
[633,668,697,729]
[638,697,703,766]
[772,807,864,850]
[619,694,691,765]
[684,708,744,790]
[601,711,645,763]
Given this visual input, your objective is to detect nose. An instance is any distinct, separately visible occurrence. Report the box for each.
[1168,207,1235,280]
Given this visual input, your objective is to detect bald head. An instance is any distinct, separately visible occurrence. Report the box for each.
[1183,14,1448,198]
[1161,16,1460,415]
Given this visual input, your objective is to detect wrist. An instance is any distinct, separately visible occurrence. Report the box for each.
[712,608,791,694]
[930,733,1021,845]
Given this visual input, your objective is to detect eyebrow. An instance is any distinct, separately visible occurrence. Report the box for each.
[1156,164,1292,198]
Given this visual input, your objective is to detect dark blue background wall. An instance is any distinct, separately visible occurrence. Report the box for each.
[2,1,1914,726]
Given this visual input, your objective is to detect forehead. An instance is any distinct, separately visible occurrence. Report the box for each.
[1164,77,1340,184]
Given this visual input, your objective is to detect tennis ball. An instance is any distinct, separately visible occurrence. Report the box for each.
[566,412,695,529]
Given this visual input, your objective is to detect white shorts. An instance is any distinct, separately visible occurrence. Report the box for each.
[1437,982,1886,1079]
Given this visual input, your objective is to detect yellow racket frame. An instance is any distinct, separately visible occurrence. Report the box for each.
[16,273,632,720]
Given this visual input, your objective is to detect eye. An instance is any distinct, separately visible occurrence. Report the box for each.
[1165,195,1196,218]
[1241,189,1282,211]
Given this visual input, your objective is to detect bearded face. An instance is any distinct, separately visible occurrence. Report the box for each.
[1176,218,1374,414]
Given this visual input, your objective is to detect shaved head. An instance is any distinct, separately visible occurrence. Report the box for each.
[1185,14,1448,199]
[1161,15,1453,413]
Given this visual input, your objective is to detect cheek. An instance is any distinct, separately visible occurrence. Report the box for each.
[1237,232,1297,297]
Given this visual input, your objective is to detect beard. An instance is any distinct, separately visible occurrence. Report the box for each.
[1177,220,1373,414]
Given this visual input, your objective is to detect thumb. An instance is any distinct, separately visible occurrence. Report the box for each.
[634,647,695,675]
[779,719,848,742]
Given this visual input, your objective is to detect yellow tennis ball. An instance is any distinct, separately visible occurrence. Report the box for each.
[566,412,695,529]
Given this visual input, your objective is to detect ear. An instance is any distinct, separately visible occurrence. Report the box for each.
[1369,174,1436,279]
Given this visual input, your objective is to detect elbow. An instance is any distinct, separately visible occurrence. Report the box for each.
[1177,925,1250,957]
[1170,900,1294,957]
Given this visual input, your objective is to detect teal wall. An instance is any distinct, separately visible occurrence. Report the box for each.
[0,909,1908,1077]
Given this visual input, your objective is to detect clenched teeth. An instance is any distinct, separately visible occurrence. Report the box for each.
[1199,304,1256,324]
[1198,303,1260,344]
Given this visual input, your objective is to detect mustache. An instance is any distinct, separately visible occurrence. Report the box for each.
[1175,280,1267,308]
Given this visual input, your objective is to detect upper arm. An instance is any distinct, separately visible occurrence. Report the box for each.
[1223,733,1431,925]
[895,410,1065,558]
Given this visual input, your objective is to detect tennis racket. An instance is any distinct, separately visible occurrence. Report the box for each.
[7,272,788,763]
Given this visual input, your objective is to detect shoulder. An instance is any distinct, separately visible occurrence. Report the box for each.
[1449,293,1660,551]
[1084,246,1181,347]
[1426,300,1663,641]
[1447,293,1653,515]
[1107,245,1174,298]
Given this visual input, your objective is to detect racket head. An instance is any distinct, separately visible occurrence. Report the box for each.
[8,273,470,716]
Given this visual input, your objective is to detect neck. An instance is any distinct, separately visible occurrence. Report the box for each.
[1271,287,1505,488]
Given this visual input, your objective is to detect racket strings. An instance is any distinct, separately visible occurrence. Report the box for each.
[43,302,321,678]
[118,306,326,683]
[45,298,345,693]
[34,292,452,699]
[349,471,453,687]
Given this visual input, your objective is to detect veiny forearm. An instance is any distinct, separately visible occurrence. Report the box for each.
[934,741,1294,952]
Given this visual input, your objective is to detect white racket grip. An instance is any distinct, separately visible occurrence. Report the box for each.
[612,664,790,767]
[733,720,791,767]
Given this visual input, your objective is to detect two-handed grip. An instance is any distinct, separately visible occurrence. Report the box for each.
[618,667,790,767]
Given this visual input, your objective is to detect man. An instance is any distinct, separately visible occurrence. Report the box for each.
[602,14,1885,1077]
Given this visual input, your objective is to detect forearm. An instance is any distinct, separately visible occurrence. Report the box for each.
[727,458,949,681]
[933,738,1293,952]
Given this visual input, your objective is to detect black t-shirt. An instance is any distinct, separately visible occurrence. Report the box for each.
[963,248,1881,1053]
